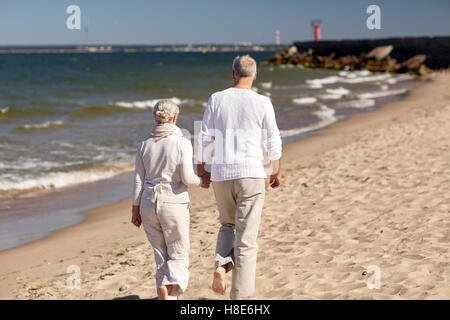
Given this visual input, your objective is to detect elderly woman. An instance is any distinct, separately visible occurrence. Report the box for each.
[131,99,203,300]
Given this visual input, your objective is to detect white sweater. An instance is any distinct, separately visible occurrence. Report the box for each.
[198,87,282,181]
[132,131,201,206]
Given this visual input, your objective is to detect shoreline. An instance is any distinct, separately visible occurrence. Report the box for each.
[0,72,448,299]
[0,74,421,252]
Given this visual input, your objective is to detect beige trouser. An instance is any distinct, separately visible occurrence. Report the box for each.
[212,178,265,300]
[140,195,190,297]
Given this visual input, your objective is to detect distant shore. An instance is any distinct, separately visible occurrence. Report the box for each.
[0,44,283,54]
[1,71,448,299]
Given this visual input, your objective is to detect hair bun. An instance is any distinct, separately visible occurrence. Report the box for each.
[153,99,180,123]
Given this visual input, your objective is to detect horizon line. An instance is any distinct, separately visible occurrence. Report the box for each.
[1,34,449,47]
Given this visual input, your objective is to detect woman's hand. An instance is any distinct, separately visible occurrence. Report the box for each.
[131,205,142,228]
[200,172,211,188]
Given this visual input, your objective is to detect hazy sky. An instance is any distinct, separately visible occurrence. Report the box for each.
[1,0,449,45]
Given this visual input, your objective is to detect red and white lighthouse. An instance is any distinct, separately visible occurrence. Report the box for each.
[311,19,322,42]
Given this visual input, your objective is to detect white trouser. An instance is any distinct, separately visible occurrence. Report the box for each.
[212,178,265,300]
[140,186,190,297]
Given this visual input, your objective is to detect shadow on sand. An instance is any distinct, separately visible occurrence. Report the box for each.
[112,295,158,300]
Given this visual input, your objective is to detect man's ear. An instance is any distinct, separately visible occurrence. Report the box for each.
[232,70,236,81]
[253,72,257,81]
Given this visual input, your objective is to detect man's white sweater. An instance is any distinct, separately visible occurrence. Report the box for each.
[198,87,282,181]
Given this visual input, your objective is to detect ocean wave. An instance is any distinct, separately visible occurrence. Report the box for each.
[111,97,206,109]
[0,159,66,171]
[0,107,59,119]
[19,120,66,130]
[306,76,340,86]
[357,88,408,99]
[306,71,392,87]
[307,82,323,89]
[293,97,318,105]
[326,87,351,95]
[280,105,336,138]
[338,99,376,109]
[318,87,351,100]
[386,74,414,84]
[0,165,132,195]
[70,106,133,118]
[279,64,294,69]
[260,82,272,89]
[318,94,340,100]
[338,70,371,77]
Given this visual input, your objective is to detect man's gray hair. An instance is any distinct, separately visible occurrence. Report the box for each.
[232,55,257,79]
[153,99,179,123]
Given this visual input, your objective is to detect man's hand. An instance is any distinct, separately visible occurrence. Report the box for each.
[131,205,142,228]
[269,172,281,189]
[269,158,282,189]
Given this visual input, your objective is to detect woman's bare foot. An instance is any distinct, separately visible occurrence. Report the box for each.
[211,266,227,295]
[158,285,169,300]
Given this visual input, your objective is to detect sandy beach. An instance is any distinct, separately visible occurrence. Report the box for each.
[0,73,449,300]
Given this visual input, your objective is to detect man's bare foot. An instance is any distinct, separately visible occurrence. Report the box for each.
[158,285,169,300]
[211,266,227,295]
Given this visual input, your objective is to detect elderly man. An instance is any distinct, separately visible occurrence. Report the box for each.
[197,55,282,300]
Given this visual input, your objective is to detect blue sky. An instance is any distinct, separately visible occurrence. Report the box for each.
[0,0,449,45]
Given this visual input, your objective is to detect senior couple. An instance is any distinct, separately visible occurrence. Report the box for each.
[131,55,282,300]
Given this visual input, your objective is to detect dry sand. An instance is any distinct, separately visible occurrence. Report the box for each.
[0,73,449,300]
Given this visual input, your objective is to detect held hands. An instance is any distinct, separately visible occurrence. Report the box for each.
[131,205,142,228]
[197,162,211,189]
[200,172,211,189]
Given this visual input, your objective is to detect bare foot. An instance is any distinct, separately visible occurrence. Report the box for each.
[211,266,227,295]
[158,285,169,300]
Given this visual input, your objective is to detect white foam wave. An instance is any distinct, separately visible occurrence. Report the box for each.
[319,87,351,100]
[338,99,376,109]
[306,76,340,86]
[319,94,342,100]
[386,74,414,84]
[314,105,337,127]
[339,70,372,77]
[357,88,408,99]
[293,97,317,105]
[112,97,206,109]
[307,71,392,86]
[307,83,323,89]
[0,159,64,171]
[1,107,9,114]
[260,82,272,89]
[326,87,351,95]
[339,73,391,84]
[0,167,127,193]
[21,120,65,130]
[280,105,336,138]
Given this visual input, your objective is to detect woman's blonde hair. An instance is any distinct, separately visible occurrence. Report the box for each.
[153,99,179,123]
